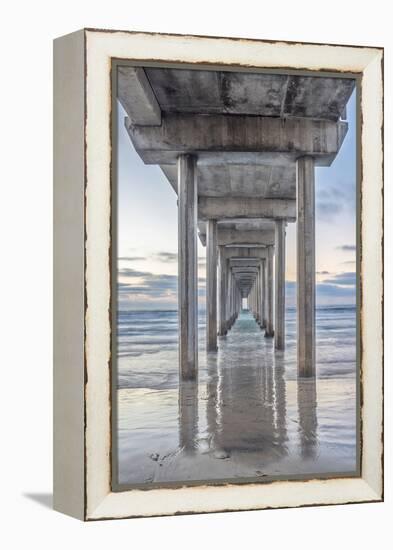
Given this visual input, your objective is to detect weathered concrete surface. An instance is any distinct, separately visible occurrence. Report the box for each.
[207,218,277,231]
[126,114,348,166]
[223,247,268,259]
[143,67,355,121]
[178,154,198,380]
[199,228,275,247]
[219,229,275,246]
[198,197,296,220]
[118,66,161,126]
[206,220,218,352]
[230,258,262,267]
[161,163,295,198]
[296,156,316,377]
[231,266,259,273]
[220,219,281,230]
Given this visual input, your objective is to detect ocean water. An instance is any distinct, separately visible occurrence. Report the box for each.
[115,307,357,485]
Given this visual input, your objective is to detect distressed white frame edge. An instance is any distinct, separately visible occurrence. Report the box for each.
[79,30,383,520]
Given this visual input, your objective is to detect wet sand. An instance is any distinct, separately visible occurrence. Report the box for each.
[116,310,357,485]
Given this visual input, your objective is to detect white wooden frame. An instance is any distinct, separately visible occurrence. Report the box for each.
[53,28,383,521]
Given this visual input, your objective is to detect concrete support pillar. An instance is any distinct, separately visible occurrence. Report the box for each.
[274,220,286,350]
[265,245,274,337]
[296,156,316,377]
[231,281,235,324]
[178,154,198,380]
[254,280,257,321]
[206,220,218,351]
[261,259,266,328]
[255,281,258,321]
[225,269,231,330]
[218,247,227,336]
[230,275,235,327]
[258,264,264,328]
[230,273,234,327]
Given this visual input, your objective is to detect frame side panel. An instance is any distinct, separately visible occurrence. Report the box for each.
[53,29,86,520]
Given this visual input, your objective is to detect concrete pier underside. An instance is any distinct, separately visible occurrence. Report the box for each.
[118,65,354,379]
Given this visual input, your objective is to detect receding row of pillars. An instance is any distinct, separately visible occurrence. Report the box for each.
[243,231,283,347]
[178,153,316,381]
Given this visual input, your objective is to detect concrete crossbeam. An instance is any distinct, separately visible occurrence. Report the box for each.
[223,247,268,259]
[230,259,261,267]
[200,229,275,247]
[198,197,296,221]
[159,151,341,167]
[126,114,348,166]
[231,267,259,273]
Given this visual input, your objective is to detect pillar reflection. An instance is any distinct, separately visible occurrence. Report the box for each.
[178,380,199,454]
[204,344,288,460]
[297,378,318,459]
[272,354,288,447]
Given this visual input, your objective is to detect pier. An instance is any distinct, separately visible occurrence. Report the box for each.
[118,66,354,379]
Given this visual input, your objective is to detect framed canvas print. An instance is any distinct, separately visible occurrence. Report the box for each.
[53,29,383,520]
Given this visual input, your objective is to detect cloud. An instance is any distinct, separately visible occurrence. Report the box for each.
[118,251,210,266]
[118,252,178,264]
[119,267,177,301]
[316,270,330,275]
[118,252,209,268]
[317,202,341,219]
[316,179,356,222]
[119,267,153,278]
[323,272,356,286]
[285,278,355,306]
[154,252,178,263]
[337,245,356,252]
[118,256,146,261]
[342,260,356,264]
[316,283,355,297]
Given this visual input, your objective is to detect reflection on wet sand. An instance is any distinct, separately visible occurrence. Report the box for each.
[117,310,357,485]
[204,346,288,463]
[179,380,199,454]
[297,379,318,460]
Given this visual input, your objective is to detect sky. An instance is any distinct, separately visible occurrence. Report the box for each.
[117,83,357,310]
